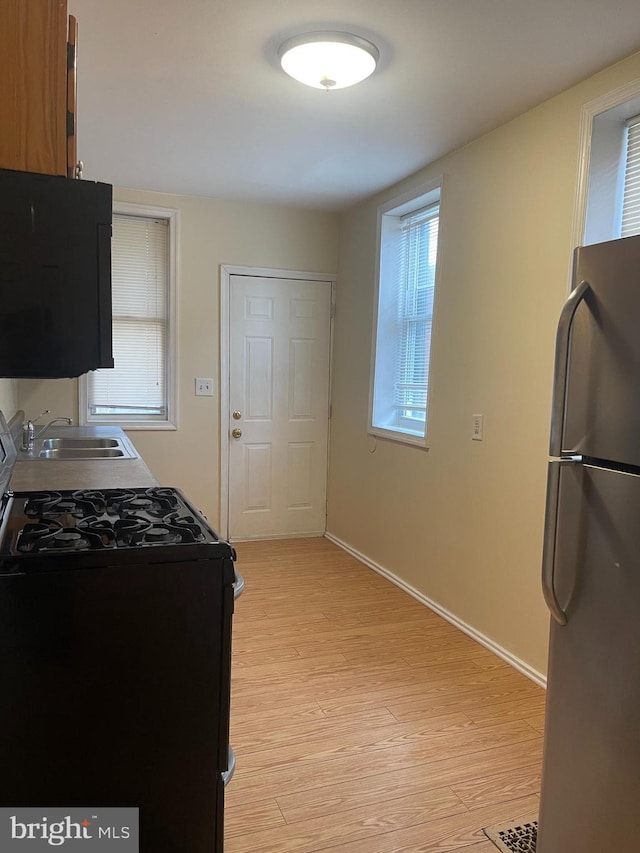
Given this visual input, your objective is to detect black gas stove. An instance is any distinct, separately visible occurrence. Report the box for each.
[0,415,238,852]
[0,486,236,572]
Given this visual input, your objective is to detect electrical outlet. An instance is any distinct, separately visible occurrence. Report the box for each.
[195,377,214,396]
[472,413,484,441]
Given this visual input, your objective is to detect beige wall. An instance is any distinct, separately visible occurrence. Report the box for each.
[14,51,640,677]
[18,190,339,523]
[327,52,640,677]
[0,380,18,423]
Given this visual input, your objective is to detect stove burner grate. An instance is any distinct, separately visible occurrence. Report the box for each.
[11,487,216,555]
[16,520,116,553]
[117,488,180,519]
[24,490,107,520]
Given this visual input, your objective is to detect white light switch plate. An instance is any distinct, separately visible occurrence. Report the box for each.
[472,413,484,441]
[195,377,214,396]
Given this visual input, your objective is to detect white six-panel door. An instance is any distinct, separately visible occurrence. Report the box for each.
[228,275,332,540]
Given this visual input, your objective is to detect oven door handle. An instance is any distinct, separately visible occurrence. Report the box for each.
[233,568,245,600]
[222,746,236,787]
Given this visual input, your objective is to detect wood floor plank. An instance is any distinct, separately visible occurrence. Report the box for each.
[276,738,543,825]
[450,763,542,808]
[231,651,351,683]
[229,720,541,802]
[237,711,475,774]
[452,843,501,853]
[224,797,285,839]
[466,695,547,728]
[525,714,546,734]
[387,680,543,724]
[330,794,540,853]
[226,785,468,853]
[231,645,303,668]
[232,704,398,754]
[226,538,545,851]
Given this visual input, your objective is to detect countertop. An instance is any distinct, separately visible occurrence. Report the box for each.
[9,425,158,492]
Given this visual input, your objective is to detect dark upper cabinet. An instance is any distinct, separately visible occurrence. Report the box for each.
[0,168,113,378]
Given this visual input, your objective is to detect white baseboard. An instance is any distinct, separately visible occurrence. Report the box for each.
[324,531,547,689]
[231,530,325,543]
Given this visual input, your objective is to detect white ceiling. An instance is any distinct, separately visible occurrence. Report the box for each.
[68,0,640,211]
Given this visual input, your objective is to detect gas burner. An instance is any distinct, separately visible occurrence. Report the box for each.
[147,487,180,503]
[16,520,63,549]
[54,531,84,548]
[24,490,107,519]
[163,512,208,542]
[104,490,137,514]
[113,515,152,547]
[72,490,107,514]
[23,491,65,518]
[121,497,159,515]
[145,525,180,544]
[77,516,117,548]
[116,489,179,519]
[16,520,115,553]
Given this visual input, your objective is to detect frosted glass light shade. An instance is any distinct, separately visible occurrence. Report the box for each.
[279,33,379,90]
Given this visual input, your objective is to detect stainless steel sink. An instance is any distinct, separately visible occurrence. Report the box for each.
[41,438,120,449]
[17,429,138,461]
[39,448,126,460]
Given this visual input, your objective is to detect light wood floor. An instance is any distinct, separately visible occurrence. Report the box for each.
[225,537,545,853]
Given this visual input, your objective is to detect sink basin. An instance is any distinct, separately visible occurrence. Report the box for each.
[39,448,126,459]
[42,438,120,449]
[18,430,137,461]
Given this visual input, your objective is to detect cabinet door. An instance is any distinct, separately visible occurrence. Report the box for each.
[0,169,113,378]
[0,0,68,175]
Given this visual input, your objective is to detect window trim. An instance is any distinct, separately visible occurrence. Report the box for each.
[582,98,640,245]
[368,177,443,449]
[573,79,640,250]
[78,201,179,430]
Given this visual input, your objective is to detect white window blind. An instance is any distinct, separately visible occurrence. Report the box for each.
[621,117,640,237]
[394,206,439,422]
[87,214,169,418]
[371,185,441,445]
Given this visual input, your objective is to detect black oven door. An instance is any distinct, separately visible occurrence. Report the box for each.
[0,555,234,852]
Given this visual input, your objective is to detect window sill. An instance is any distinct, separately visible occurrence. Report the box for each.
[83,419,177,431]
[368,425,429,449]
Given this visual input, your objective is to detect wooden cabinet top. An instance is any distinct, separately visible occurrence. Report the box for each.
[0,0,69,176]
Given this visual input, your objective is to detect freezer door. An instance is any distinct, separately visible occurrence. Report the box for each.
[558,233,640,465]
[538,462,640,852]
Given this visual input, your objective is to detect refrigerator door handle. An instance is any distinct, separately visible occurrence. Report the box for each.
[549,279,591,457]
[542,460,567,626]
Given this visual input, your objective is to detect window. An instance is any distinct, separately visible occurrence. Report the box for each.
[80,203,177,429]
[369,182,442,446]
[583,98,640,245]
[621,116,640,236]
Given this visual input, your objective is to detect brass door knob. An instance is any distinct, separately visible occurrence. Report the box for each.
[231,428,242,438]
[232,411,242,420]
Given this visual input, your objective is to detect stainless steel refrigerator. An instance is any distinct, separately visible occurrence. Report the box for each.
[538,233,640,852]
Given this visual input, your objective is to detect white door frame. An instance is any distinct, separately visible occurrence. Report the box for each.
[220,264,336,540]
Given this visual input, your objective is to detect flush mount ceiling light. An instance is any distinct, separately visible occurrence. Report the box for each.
[278,32,379,91]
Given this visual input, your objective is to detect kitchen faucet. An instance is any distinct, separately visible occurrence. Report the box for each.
[21,410,73,452]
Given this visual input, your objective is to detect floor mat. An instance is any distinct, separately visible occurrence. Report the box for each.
[482,815,538,852]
